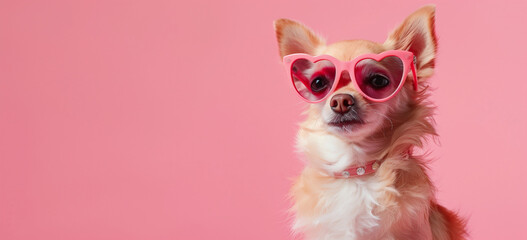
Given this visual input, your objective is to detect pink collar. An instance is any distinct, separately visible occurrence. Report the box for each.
[334,160,381,179]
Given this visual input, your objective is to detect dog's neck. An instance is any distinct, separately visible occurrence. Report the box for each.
[298,129,392,176]
[297,124,415,179]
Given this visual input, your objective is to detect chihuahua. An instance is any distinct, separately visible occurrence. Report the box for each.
[274,5,467,240]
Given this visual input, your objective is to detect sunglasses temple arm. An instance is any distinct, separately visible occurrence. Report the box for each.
[292,71,311,89]
[410,62,418,90]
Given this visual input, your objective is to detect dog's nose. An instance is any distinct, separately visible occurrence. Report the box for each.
[330,94,355,114]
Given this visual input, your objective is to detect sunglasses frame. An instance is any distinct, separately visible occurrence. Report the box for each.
[283,50,418,103]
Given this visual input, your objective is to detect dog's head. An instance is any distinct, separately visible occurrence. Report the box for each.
[275,6,438,167]
[275,6,437,147]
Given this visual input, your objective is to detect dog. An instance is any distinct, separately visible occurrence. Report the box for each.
[274,5,467,240]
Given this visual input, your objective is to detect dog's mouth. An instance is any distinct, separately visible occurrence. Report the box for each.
[327,115,365,128]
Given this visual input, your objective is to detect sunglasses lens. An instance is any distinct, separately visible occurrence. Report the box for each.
[354,56,404,100]
[291,59,336,102]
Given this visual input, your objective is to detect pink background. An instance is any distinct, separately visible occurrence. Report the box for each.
[1,0,526,239]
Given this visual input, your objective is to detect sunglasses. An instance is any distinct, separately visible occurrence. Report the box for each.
[283,50,418,103]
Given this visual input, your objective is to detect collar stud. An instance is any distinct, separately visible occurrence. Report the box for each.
[372,161,380,170]
[356,167,365,175]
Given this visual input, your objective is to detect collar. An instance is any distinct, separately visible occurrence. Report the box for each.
[332,151,411,179]
[334,160,381,179]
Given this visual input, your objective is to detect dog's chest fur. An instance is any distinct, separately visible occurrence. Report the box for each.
[292,132,396,240]
[292,129,436,240]
[293,172,388,240]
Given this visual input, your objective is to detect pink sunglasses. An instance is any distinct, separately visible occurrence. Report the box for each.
[283,50,418,103]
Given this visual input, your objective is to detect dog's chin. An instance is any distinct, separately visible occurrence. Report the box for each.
[328,119,362,128]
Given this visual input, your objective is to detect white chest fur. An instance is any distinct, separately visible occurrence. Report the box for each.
[292,173,388,240]
[293,130,394,240]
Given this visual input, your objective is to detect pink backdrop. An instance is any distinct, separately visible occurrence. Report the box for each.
[1,0,526,239]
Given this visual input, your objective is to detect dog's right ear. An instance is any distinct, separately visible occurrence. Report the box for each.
[274,19,325,58]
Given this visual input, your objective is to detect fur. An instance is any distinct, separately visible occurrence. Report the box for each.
[275,5,467,240]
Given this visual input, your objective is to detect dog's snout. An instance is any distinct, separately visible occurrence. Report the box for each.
[330,94,355,114]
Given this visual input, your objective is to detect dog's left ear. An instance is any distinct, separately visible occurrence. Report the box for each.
[385,5,437,79]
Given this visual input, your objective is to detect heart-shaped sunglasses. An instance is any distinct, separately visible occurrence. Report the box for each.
[283,50,418,103]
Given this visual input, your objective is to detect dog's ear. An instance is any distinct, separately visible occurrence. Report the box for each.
[384,5,437,79]
[274,19,325,58]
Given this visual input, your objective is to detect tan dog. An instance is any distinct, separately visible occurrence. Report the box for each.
[274,5,467,240]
